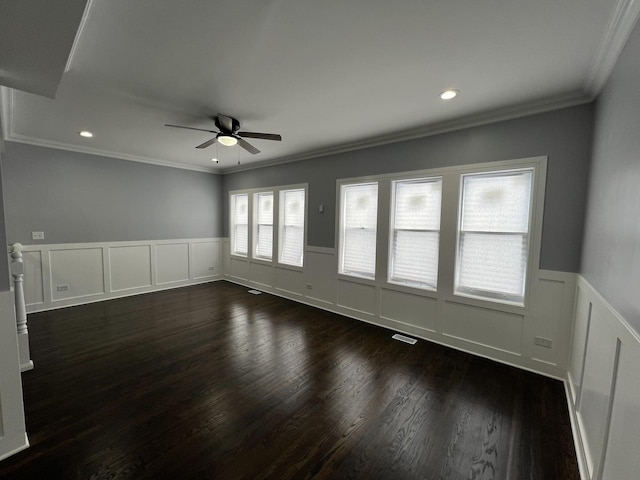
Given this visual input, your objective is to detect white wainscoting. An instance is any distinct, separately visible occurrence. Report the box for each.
[566,275,640,480]
[109,245,152,292]
[0,289,29,461]
[20,238,224,313]
[223,241,576,379]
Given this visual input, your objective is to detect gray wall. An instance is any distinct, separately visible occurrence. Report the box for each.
[223,104,594,273]
[581,20,640,333]
[3,142,223,244]
[0,147,11,291]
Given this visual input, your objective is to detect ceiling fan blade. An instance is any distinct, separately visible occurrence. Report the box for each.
[165,124,217,133]
[237,137,260,155]
[238,131,282,141]
[216,114,234,133]
[195,138,217,149]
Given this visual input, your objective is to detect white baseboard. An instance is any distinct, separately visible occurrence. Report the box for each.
[15,237,614,473]
[223,241,577,379]
[564,376,590,480]
[0,433,29,462]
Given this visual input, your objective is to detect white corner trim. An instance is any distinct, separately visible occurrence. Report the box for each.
[0,86,14,141]
[576,274,640,345]
[568,274,640,480]
[64,0,94,73]
[564,378,591,480]
[585,0,640,95]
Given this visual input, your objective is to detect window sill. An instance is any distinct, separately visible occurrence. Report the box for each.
[450,290,528,313]
[275,262,304,272]
[383,281,438,298]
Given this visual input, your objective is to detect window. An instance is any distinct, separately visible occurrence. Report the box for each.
[254,192,274,260]
[231,193,248,256]
[339,182,378,279]
[389,177,442,290]
[279,188,305,267]
[455,169,533,305]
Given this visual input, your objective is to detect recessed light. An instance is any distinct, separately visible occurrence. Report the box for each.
[439,89,459,100]
[79,130,93,138]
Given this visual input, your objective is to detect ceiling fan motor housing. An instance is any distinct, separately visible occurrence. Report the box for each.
[214,115,240,134]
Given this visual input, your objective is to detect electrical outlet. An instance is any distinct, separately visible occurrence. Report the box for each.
[208,266,215,271]
[56,285,70,292]
[306,283,313,290]
[32,231,45,240]
[534,336,553,348]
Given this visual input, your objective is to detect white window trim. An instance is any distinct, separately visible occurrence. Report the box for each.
[338,181,380,280]
[229,183,308,271]
[388,176,443,291]
[279,188,307,268]
[230,193,249,258]
[335,156,546,311]
[253,191,275,261]
[453,167,535,307]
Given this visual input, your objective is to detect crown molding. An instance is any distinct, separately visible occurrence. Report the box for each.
[5,134,220,174]
[0,88,219,174]
[585,0,640,95]
[1,87,592,177]
[220,91,593,174]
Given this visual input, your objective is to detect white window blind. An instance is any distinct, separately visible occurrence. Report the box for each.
[231,193,248,256]
[339,182,378,279]
[389,178,442,289]
[279,189,305,266]
[455,169,533,304]
[254,192,274,260]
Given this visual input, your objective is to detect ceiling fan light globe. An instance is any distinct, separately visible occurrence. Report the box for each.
[218,135,238,147]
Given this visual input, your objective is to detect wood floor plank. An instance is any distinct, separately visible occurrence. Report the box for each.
[0,281,579,479]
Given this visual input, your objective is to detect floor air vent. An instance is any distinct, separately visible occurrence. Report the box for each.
[392,333,417,345]
[248,290,262,295]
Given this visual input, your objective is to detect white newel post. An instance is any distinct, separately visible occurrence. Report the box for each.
[9,243,33,371]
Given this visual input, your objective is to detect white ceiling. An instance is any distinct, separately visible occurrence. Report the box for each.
[1,0,639,173]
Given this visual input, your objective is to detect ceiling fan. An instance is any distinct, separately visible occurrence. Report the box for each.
[165,114,282,154]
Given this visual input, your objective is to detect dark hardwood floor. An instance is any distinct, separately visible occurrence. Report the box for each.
[0,281,579,479]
